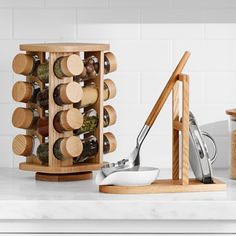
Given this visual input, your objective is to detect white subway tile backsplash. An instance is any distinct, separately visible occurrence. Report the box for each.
[141,24,204,40]
[46,0,108,8]
[108,72,141,104]
[0,136,13,167]
[110,40,172,72]
[204,72,236,105]
[13,9,76,40]
[77,8,140,40]
[0,72,14,103]
[173,40,235,71]
[205,24,236,39]
[0,41,19,71]
[0,9,12,39]
[109,0,172,8]
[0,0,44,8]
[0,0,234,169]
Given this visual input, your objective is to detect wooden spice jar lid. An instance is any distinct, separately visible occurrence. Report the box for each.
[60,136,83,158]
[12,53,34,75]
[104,105,117,126]
[104,52,117,73]
[59,81,83,104]
[12,107,33,129]
[104,79,116,100]
[60,108,83,130]
[226,109,236,117]
[60,54,84,77]
[104,132,117,153]
[12,81,33,102]
[12,134,33,156]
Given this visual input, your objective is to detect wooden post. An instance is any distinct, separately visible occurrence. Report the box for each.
[172,81,179,180]
[179,74,189,185]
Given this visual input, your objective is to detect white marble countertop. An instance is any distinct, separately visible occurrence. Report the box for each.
[0,168,235,220]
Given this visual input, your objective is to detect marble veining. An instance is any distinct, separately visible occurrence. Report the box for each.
[0,168,235,220]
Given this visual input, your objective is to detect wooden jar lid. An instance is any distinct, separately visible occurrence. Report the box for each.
[104,132,117,153]
[12,134,33,156]
[104,79,116,100]
[60,54,84,77]
[12,107,33,129]
[81,85,98,107]
[60,108,83,130]
[104,52,117,73]
[60,81,83,104]
[104,105,117,126]
[12,81,33,102]
[12,53,34,75]
[226,109,236,117]
[60,136,83,158]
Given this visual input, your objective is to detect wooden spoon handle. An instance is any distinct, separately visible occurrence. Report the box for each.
[145,51,191,127]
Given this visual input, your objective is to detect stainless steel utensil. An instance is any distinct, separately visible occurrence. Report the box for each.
[101,51,191,177]
[189,112,217,184]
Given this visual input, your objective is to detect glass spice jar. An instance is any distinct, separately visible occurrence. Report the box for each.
[12,134,41,157]
[12,53,40,77]
[74,105,116,136]
[12,107,39,130]
[73,132,117,163]
[37,136,83,162]
[104,52,117,74]
[54,54,84,79]
[74,79,116,109]
[226,109,236,179]
[73,52,117,82]
[37,108,83,137]
[12,81,40,104]
[37,132,117,164]
[37,81,83,109]
[34,54,84,81]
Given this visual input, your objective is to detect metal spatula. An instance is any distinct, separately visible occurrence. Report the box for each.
[101,51,191,177]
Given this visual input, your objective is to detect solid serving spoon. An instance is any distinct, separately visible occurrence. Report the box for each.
[101,51,191,177]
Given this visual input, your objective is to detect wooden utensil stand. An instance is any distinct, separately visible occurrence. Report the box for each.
[100,73,226,194]
[14,43,110,181]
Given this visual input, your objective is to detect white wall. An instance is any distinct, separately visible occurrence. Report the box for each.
[0,0,236,169]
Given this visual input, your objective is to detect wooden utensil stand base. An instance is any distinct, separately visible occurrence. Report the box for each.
[36,171,93,182]
[99,178,226,194]
[99,73,226,194]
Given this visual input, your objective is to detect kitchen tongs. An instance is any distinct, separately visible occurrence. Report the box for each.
[102,51,191,177]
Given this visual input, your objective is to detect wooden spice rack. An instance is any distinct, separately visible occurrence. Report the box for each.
[12,43,114,181]
[100,52,226,194]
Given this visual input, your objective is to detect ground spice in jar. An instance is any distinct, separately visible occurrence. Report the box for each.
[37,143,49,164]
[37,88,49,110]
[37,116,49,137]
[74,106,116,136]
[74,109,98,135]
[36,62,49,83]
[231,130,236,179]
[74,79,116,109]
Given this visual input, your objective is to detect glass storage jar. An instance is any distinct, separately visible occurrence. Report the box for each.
[12,81,40,104]
[12,134,41,157]
[12,107,39,130]
[226,109,236,179]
